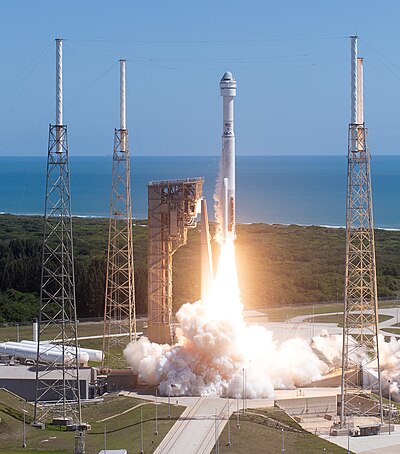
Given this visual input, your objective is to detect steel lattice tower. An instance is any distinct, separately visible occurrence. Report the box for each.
[340,36,382,428]
[147,178,203,344]
[103,60,136,368]
[34,39,82,430]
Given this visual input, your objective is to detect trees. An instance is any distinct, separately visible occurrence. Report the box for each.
[0,214,399,324]
[0,290,38,323]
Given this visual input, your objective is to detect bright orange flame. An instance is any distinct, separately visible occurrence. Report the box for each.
[203,239,242,320]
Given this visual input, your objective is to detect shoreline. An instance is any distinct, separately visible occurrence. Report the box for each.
[2,212,400,231]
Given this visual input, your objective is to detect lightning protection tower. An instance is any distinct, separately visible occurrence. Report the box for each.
[34,39,83,432]
[340,36,382,428]
[103,60,136,368]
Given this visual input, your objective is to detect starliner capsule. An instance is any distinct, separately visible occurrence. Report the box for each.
[220,71,237,241]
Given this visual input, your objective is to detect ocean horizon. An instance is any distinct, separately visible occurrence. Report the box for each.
[1,155,400,229]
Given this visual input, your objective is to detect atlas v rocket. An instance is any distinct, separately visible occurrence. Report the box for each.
[220,71,237,241]
[201,72,237,300]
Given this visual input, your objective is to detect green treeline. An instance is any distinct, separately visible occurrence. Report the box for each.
[0,214,400,323]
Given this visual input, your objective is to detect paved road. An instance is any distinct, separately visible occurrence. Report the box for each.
[154,396,227,454]
[123,391,274,454]
[154,395,278,454]
[257,307,400,344]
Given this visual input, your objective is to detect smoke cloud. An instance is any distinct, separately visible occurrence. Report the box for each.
[379,335,400,401]
[124,241,330,398]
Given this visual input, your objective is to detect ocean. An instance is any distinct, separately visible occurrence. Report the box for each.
[1,155,400,228]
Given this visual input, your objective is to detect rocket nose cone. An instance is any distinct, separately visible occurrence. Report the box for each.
[221,71,235,82]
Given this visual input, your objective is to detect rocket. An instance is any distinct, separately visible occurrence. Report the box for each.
[219,71,237,241]
[200,72,236,299]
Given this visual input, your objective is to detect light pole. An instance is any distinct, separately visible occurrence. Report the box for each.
[22,403,27,448]
[227,398,231,447]
[236,376,240,429]
[214,409,219,454]
[16,323,20,342]
[140,406,144,454]
[155,387,158,435]
[104,425,107,454]
[347,419,350,454]
[245,369,247,412]
[242,368,245,416]
[312,306,315,338]
[281,428,285,453]
[168,382,171,419]
[388,379,392,435]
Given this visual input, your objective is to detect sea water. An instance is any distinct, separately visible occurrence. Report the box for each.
[0,155,399,228]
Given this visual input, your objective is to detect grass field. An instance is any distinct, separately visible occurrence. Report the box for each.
[249,300,399,323]
[0,318,148,342]
[0,397,352,454]
[0,390,183,454]
[302,313,393,327]
[215,407,349,453]
[258,302,345,322]
[382,327,400,335]
[1,300,398,349]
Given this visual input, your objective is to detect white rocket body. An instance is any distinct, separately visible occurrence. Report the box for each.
[220,72,236,241]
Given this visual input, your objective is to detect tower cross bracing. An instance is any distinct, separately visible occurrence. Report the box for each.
[34,39,82,429]
[103,60,136,368]
[340,38,382,427]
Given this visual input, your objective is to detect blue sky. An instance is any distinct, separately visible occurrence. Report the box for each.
[0,0,399,156]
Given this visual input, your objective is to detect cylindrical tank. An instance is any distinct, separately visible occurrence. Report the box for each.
[21,340,103,362]
[0,342,73,364]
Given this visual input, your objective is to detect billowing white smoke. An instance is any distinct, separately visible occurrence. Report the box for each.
[379,335,400,402]
[311,331,400,401]
[124,241,330,398]
[311,330,343,368]
[311,330,368,369]
[125,306,329,398]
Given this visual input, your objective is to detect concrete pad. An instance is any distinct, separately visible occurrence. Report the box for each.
[322,424,400,453]
[362,446,400,454]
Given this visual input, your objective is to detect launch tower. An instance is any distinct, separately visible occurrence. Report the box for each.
[103,60,137,368]
[34,39,82,433]
[147,178,203,344]
[340,36,382,427]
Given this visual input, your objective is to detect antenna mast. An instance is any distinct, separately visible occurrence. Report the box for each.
[340,36,382,429]
[34,38,82,433]
[103,60,137,368]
